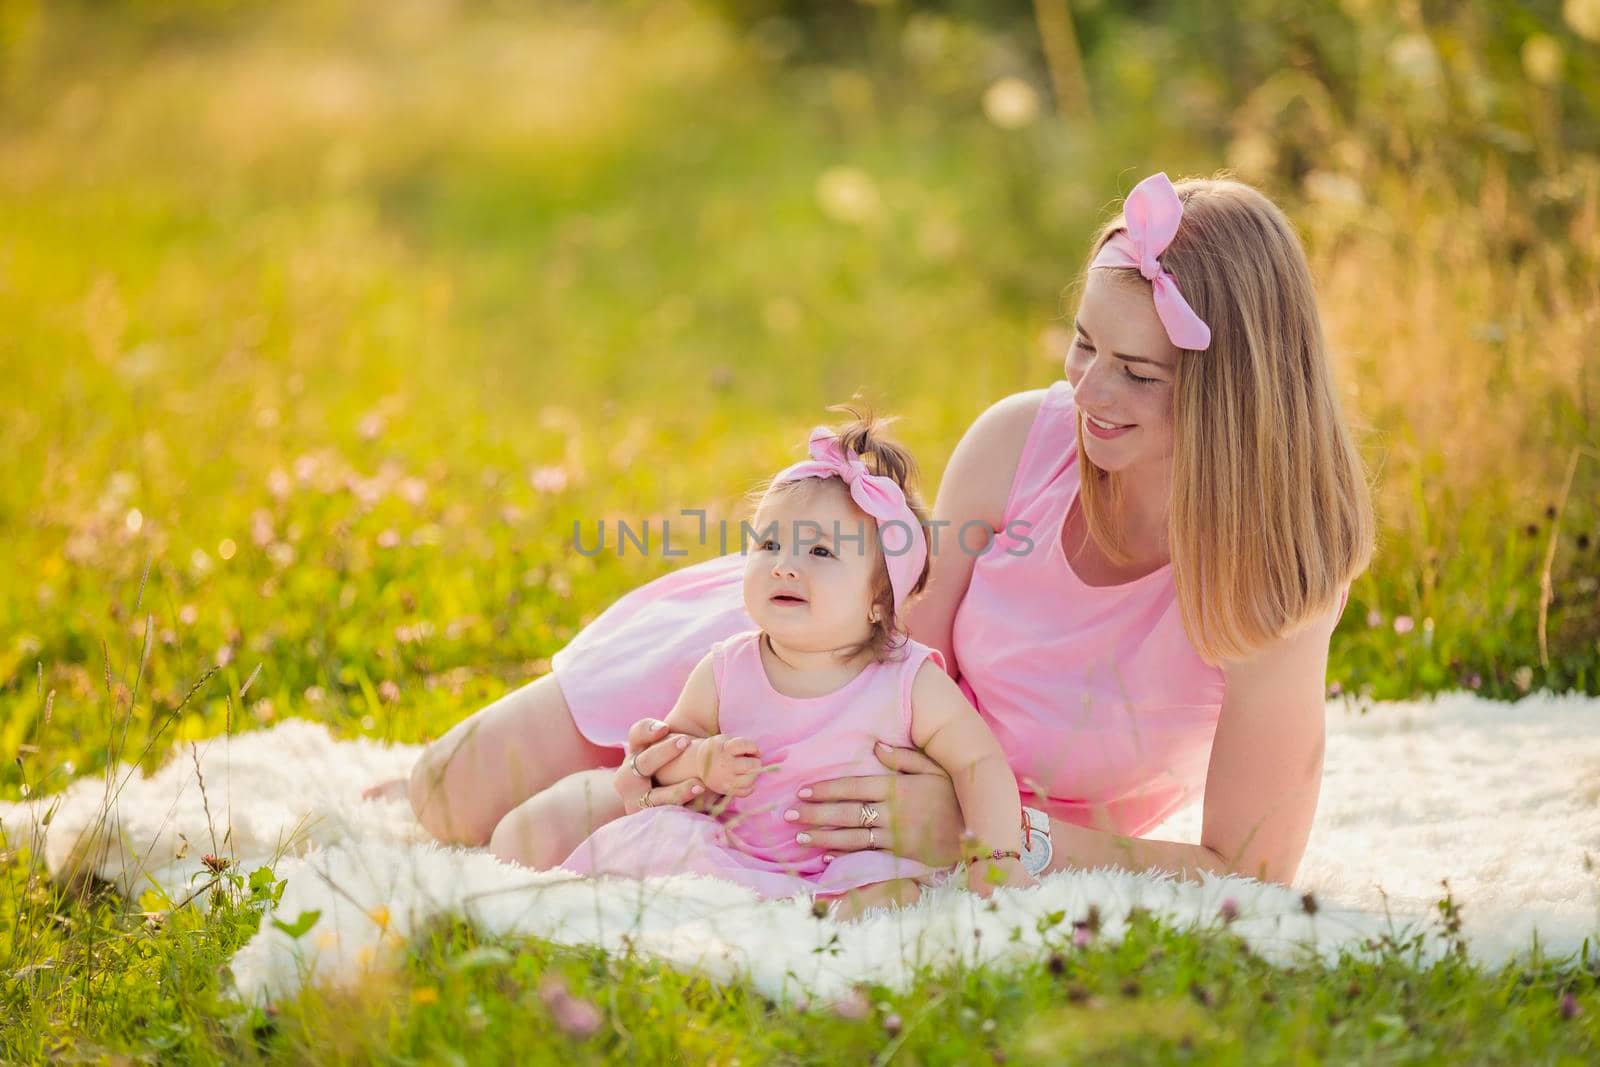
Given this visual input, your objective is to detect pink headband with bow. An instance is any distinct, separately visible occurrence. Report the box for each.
[770,427,927,611]
[1089,172,1212,351]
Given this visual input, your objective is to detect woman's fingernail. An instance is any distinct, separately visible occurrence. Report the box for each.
[822,854,834,863]
[874,741,888,751]
[651,720,666,730]
[797,787,813,799]
[796,833,812,844]
[676,737,688,749]
[691,785,704,795]
[784,809,799,822]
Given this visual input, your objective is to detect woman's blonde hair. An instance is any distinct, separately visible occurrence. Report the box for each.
[748,401,932,664]
[1075,175,1376,665]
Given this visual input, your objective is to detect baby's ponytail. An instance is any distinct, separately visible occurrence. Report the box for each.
[827,404,919,508]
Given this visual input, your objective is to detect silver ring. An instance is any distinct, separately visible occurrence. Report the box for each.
[859,803,880,828]
[630,753,650,779]
[867,826,877,849]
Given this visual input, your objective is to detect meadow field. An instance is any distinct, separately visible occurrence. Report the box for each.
[3,0,1599,1060]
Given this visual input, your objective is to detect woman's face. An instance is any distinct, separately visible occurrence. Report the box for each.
[1064,269,1180,476]
[742,480,881,654]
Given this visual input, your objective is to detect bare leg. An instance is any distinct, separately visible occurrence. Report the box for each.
[488,768,623,870]
[825,877,923,923]
[407,673,620,846]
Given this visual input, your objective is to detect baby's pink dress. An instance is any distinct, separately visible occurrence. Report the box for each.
[551,379,1348,838]
[558,629,949,900]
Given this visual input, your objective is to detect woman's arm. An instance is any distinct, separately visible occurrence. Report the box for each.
[1034,602,1338,886]
[790,601,1337,884]
[901,390,1045,678]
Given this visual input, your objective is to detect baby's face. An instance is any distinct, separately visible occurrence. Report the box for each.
[742,480,882,655]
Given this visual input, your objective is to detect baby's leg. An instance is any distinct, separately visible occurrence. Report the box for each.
[488,768,624,870]
[407,673,620,846]
[825,878,923,923]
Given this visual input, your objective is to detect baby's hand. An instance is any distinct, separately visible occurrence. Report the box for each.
[967,856,1037,899]
[694,735,764,797]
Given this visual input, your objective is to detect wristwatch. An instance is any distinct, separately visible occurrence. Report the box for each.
[1021,805,1053,877]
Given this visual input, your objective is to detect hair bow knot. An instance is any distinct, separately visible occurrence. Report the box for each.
[1089,172,1212,351]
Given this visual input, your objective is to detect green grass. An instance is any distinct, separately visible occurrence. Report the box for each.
[5,864,1598,1063]
[3,0,1600,1060]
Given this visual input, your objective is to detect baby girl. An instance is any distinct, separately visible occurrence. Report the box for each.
[558,408,1037,921]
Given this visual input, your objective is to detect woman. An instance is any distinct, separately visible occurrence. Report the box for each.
[384,172,1374,890]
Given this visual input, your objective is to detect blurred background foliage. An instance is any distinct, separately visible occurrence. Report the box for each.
[1,0,1598,794]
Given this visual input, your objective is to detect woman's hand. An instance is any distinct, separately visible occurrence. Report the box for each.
[613,717,715,816]
[786,741,965,867]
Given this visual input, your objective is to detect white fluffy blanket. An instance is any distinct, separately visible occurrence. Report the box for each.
[3,691,1598,1005]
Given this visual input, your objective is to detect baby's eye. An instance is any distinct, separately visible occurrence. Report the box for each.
[760,539,779,552]
[810,545,834,559]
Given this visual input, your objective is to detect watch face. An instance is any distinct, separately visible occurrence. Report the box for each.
[1021,807,1051,876]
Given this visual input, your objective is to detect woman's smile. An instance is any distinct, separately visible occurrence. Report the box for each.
[1084,412,1136,439]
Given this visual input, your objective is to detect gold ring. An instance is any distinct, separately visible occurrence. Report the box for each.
[860,803,880,828]
[637,789,655,809]
[867,826,877,849]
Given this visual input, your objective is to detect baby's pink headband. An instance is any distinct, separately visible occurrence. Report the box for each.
[1089,172,1212,351]
[771,428,927,611]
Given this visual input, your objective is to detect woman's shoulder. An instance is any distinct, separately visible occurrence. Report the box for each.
[937,387,1058,529]
[972,382,1075,464]
[975,386,1056,438]
[990,381,1077,523]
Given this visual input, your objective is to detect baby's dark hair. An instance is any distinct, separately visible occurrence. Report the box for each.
[748,399,933,663]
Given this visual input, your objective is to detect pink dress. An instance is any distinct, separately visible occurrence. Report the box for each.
[558,629,949,900]
[950,381,1226,835]
[950,380,1347,833]
[550,379,1346,837]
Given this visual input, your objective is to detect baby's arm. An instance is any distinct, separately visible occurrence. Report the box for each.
[649,654,762,797]
[909,660,1036,895]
